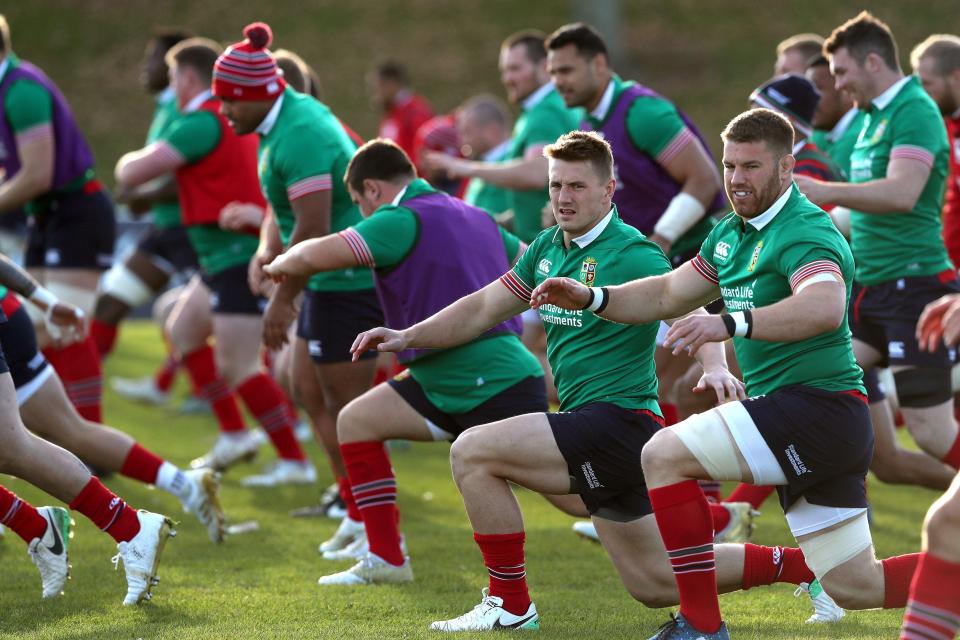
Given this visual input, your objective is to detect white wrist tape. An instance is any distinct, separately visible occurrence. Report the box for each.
[730,311,749,338]
[586,287,607,312]
[652,192,707,243]
[28,286,58,310]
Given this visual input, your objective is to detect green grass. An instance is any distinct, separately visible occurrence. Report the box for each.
[0,321,935,639]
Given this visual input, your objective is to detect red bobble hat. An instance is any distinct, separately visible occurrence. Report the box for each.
[212,22,287,100]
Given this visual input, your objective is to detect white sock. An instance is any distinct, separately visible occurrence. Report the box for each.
[155,462,191,501]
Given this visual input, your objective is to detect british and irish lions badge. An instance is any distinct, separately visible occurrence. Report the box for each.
[579,257,597,285]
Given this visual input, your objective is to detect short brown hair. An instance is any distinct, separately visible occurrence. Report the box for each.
[274,49,308,94]
[344,139,416,193]
[824,11,900,71]
[543,131,613,181]
[166,38,222,85]
[0,15,10,54]
[545,23,608,60]
[776,33,824,61]
[501,30,547,64]
[911,34,960,76]
[721,108,795,158]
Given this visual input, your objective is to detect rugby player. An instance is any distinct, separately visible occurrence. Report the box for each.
[115,36,311,482]
[351,131,828,632]
[905,293,960,639]
[806,54,864,180]
[368,60,433,160]
[0,252,222,541]
[215,23,381,488]
[0,15,114,423]
[90,29,196,361]
[457,94,513,216]
[797,13,960,479]
[266,138,548,585]
[534,111,923,639]
[774,33,824,76]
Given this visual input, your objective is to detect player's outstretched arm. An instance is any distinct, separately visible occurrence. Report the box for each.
[0,254,84,342]
[424,145,548,191]
[795,156,930,214]
[351,279,528,359]
[264,234,359,281]
[531,260,719,325]
[114,142,185,189]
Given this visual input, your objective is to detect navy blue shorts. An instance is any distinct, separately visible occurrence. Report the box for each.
[137,225,198,274]
[0,299,48,395]
[741,385,873,512]
[26,188,116,271]
[202,264,266,316]
[548,402,664,522]
[850,271,960,368]
[296,289,383,364]
[389,372,547,440]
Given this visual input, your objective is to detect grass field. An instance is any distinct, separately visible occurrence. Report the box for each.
[0,321,936,639]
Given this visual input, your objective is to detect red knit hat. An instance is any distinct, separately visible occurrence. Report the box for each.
[212,22,287,100]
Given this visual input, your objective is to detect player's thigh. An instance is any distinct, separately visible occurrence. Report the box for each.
[593,514,677,607]
[123,249,171,291]
[0,373,33,462]
[338,379,434,443]
[853,337,884,371]
[313,358,377,411]
[450,413,571,495]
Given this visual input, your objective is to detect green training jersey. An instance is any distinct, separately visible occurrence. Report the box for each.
[506,85,583,243]
[464,141,511,216]
[344,178,542,414]
[811,108,866,180]
[693,183,863,397]
[145,87,183,229]
[162,102,258,275]
[585,75,717,260]
[848,76,951,284]
[503,207,670,413]
[257,88,373,292]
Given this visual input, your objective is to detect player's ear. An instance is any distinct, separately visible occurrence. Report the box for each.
[362,178,379,201]
[780,153,796,179]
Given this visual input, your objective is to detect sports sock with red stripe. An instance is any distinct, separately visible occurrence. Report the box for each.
[90,319,119,358]
[182,345,246,433]
[883,553,923,609]
[43,336,103,422]
[900,552,960,640]
[725,483,776,510]
[153,354,179,393]
[68,477,141,543]
[474,531,531,616]
[341,441,404,566]
[0,486,47,543]
[741,543,814,589]
[236,374,306,461]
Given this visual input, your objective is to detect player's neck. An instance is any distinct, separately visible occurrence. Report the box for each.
[867,69,904,103]
[584,74,612,113]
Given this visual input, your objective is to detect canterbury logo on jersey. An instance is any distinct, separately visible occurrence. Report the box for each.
[538,259,552,274]
[714,242,731,260]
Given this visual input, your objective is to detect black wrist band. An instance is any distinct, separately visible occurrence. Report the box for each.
[743,309,753,339]
[595,287,610,314]
[721,313,736,337]
[581,288,595,311]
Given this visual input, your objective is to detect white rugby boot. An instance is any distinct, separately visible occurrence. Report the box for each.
[112,511,176,605]
[572,520,600,542]
[27,507,73,598]
[319,516,364,554]
[430,588,540,631]
[795,579,845,623]
[190,431,260,471]
[240,459,317,487]
[110,376,170,406]
[317,551,413,586]
[180,469,225,543]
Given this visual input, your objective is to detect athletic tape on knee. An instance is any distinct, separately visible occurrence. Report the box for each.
[670,410,743,481]
[100,264,155,308]
[797,512,872,579]
[46,282,98,318]
[893,367,952,408]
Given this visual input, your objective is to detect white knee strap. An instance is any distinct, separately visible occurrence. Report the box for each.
[797,511,872,580]
[100,264,155,308]
[670,410,744,481]
[46,282,98,318]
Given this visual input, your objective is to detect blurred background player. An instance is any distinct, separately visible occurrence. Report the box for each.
[216,23,381,491]
[806,54,864,182]
[798,13,960,481]
[773,33,824,76]
[368,60,433,161]
[115,36,311,484]
[457,94,513,218]
[0,15,114,424]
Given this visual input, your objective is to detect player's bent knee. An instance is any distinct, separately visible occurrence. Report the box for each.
[100,264,156,309]
[925,496,960,547]
[449,427,487,478]
[336,396,376,443]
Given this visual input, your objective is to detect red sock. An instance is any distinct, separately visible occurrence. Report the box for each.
[337,475,362,521]
[182,345,245,433]
[700,480,722,503]
[120,443,165,485]
[649,479,722,634]
[741,544,814,589]
[475,531,531,615]
[883,553,923,609]
[0,486,47,543]
[941,431,960,470]
[709,503,730,533]
[153,355,179,393]
[68,477,141,543]
[236,373,306,461]
[660,402,679,426]
[341,441,403,565]
[900,552,960,639]
[725,483,776,510]
[43,336,103,422]
[90,319,119,358]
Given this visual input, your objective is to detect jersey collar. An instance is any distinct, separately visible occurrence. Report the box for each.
[183,89,212,113]
[555,207,615,249]
[589,78,617,122]
[745,182,794,231]
[871,75,911,111]
[828,106,860,143]
[390,185,408,206]
[482,138,512,161]
[157,85,175,106]
[256,91,286,136]
[522,82,554,111]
